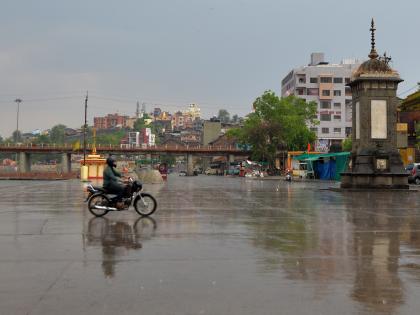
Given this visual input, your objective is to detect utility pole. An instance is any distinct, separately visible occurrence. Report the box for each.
[14,98,22,143]
[83,92,88,165]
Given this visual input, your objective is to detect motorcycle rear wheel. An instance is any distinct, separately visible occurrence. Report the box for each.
[134,193,157,216]
[88,194,110,217]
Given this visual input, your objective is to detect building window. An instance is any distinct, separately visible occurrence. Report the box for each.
[297,76,306,84]
[320,101,331,109]
[333,77,343,84]
[310,77,318,83]
[333,90,341,96]
[322,90,331,96]
[320,77,332,83]
[334,128,341,133]
[345,77,350,84]
[310,127,318,133]
[297,88,305,95]
[322,128,329,134]
[334,115,341,121]
[334,102,341,109]
[345,127,352,136]
[320,114,331,121]
[307,88,319,95]
[345,87,352,96]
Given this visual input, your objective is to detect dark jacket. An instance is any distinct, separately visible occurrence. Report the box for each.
[103,166,122,189]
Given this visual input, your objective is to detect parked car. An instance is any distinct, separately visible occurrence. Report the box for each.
[204,168,218,175]
[406,163,420,184]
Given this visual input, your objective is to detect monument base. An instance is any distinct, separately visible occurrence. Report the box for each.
[341,148,409,189]
[341,172,409,189]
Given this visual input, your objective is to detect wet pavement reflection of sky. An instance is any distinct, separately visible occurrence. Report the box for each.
[0,176,420,314]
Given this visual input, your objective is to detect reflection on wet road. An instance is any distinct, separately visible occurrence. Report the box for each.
[86,217,156,278]
[0,176,420,314]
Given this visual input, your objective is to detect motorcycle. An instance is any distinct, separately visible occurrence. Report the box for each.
[86,178,157,217]
[285,170,292,182]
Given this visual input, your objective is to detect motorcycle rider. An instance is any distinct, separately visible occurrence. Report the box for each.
[285,168,292,181]
[103,156,128,209]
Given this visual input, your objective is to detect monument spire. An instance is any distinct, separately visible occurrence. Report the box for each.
[369,18,379,59]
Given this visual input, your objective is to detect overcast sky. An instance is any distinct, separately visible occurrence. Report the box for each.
[0,0,419,137]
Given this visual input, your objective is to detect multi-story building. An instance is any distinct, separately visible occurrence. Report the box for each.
[169,104,202,131]
[184,103,201,120]
[171,111,184,131]
[281,53,361,151]
[399,87,420,147]
[155,111,172,121]
[202,120,221,145]
[180,130,201,145]
[94,113,129,130]
[124,128,155,147]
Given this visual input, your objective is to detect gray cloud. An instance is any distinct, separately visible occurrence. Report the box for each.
[1,0,419,137]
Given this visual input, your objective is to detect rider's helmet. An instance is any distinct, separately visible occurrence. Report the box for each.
[106,156,117,168]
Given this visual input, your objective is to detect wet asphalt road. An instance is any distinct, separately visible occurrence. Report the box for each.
[1,175,420,315]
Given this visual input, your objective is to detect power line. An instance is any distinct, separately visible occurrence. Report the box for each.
[398,85,418,97]
[24,95,82,102]
[0,95,82,104]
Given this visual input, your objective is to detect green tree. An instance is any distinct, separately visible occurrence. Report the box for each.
[217,109,230,123]
[228,91,318,167]
[96,129,126,146]
[231,114,239,124]
[34,134,50,144]
[49,124,67,144]
[0,135,3,144]
[342,137,352,151]
[133,114,151,131]
[150,121,163,135]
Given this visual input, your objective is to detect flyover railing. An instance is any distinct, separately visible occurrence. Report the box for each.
[0,143,249,153]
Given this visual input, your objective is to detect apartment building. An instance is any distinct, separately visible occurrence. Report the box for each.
[281,53,361,151]
[171,104,203,131]
[93,113,129,130]
[124,128,155,147]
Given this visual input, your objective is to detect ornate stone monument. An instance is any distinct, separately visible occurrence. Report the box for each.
[341,19,408,189]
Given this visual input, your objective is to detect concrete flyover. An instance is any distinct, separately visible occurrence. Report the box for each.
[0,143,251,175]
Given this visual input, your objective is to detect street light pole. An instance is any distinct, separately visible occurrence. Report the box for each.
[14,98,22,143]
[83,92,88,165]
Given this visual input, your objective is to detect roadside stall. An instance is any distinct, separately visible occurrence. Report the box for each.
[243,160,269,177]
[292,152,350,180]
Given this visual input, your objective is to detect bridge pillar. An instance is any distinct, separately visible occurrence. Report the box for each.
[60,153,72,173]
[228,154,235,163]
[146,153,152,165]
[186,153,194,176]
[201,157,210,173]
[18,152,31,173]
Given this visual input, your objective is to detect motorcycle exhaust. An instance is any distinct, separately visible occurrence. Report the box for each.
[92,205,118,211]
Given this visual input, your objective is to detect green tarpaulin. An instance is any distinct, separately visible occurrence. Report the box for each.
[292,152,350,181]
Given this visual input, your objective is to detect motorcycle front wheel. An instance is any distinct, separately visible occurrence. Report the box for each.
[88,194,110,217]
[134,193,157,216]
